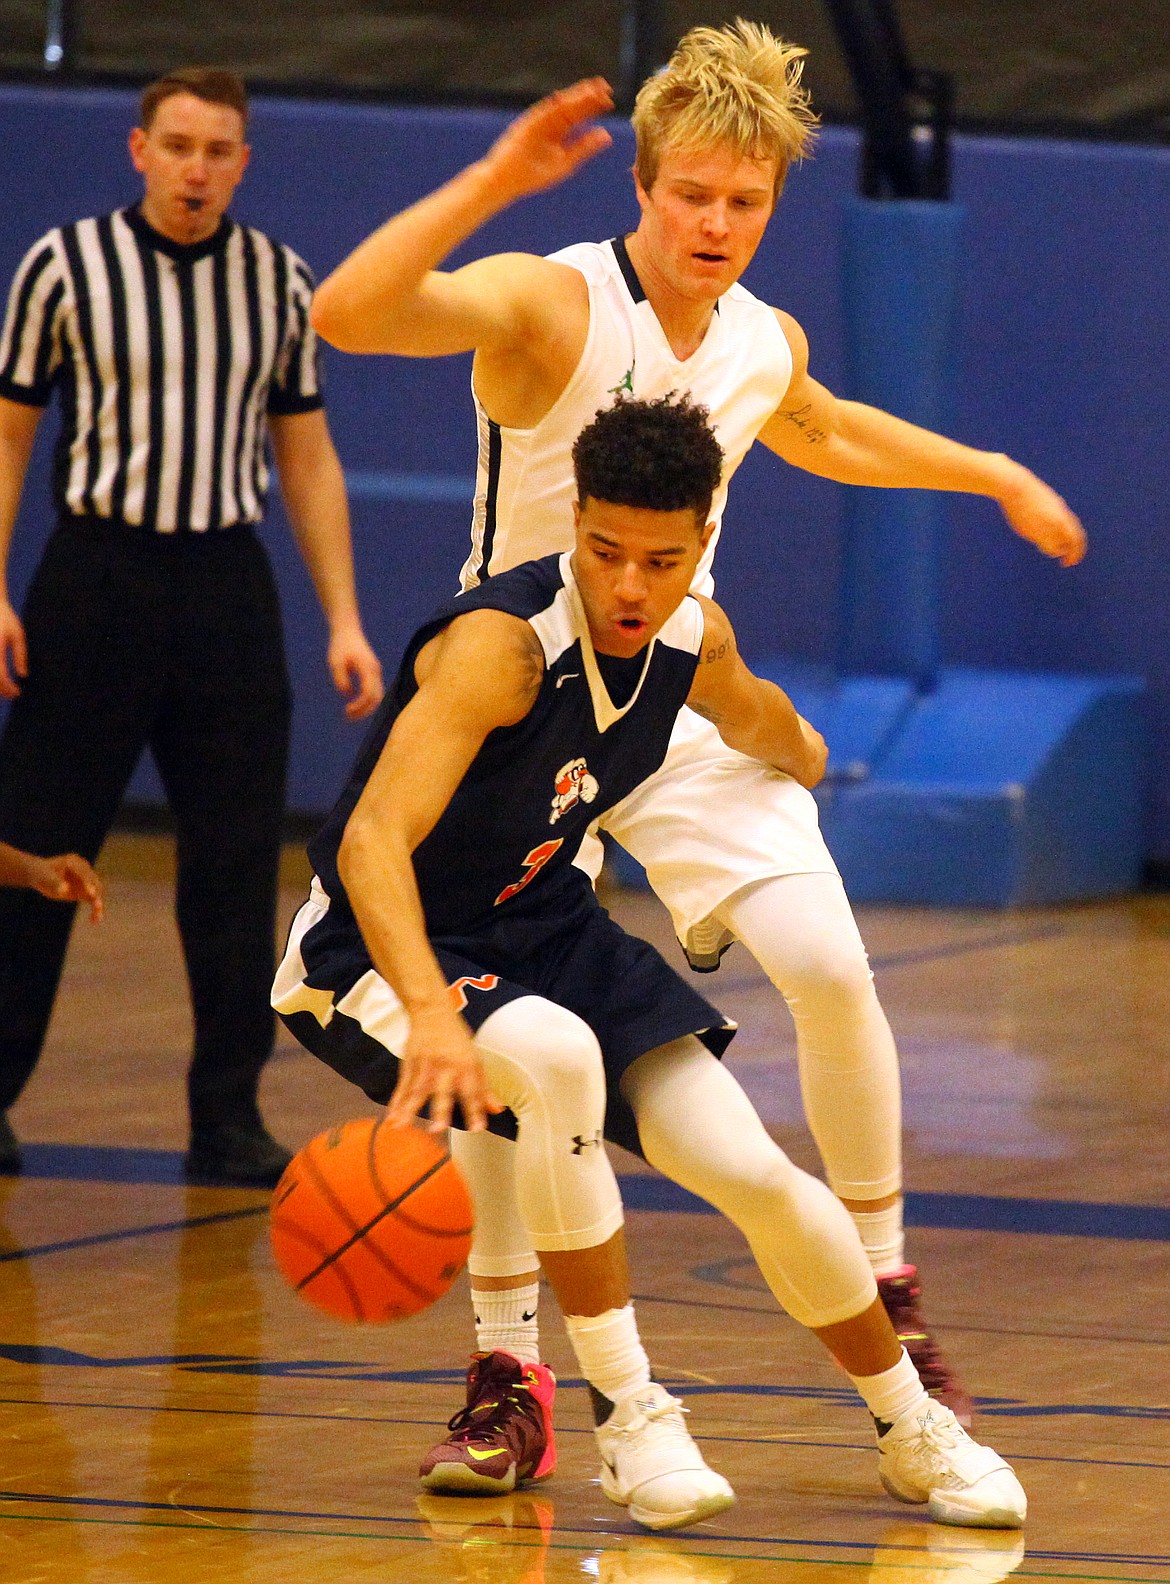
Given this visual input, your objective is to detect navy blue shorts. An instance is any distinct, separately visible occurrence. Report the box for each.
[278,892,734,1158]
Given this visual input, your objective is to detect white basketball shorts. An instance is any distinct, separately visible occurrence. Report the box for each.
[589,707,840,960]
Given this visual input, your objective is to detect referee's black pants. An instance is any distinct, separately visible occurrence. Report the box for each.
[0,517,292,1134]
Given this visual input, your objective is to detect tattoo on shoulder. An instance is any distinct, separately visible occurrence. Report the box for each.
[779,402,828,444]
[513,621,547,697]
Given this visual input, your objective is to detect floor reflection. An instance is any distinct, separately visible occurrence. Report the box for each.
[0,1177,87,1573]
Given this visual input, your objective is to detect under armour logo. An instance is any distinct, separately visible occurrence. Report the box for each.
[571,1131,603,1154]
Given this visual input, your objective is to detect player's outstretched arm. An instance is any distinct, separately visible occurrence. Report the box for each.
[758,311,1086,568]
[311,78,613,358]
[685,598,828,789]
[337,610,544,1131]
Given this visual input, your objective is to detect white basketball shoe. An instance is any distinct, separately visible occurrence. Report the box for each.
[594,1383,735,1531]
[877,1401,1027,1528]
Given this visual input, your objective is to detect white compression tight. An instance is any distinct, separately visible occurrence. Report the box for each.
[716,871,902,1202]
[468,996,623,1254]
[459,870,903,1283]
[622,1037,876,1329]
[457,1035,876,1329]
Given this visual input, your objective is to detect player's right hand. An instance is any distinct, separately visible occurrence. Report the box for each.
[387,1003,504,1134]
[0,601,27,698]
[483,78,614,204]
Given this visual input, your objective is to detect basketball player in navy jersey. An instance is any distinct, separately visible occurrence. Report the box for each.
[309,19,1086,1455]
[276,397,1027,1531]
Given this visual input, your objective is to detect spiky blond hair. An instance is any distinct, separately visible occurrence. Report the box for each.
[632,19,818,200]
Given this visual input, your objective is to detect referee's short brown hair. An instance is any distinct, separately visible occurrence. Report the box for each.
[140,68,248,132]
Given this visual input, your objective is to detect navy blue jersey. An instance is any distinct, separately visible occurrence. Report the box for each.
[308,552,704,947]
[280,553,733,1156]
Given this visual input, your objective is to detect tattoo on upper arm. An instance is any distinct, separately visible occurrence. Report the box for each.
[701,631,735,666]
[778,402,828,444]
[511,621,547,700]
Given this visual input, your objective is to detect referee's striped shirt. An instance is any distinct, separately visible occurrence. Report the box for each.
[0,205,323,533]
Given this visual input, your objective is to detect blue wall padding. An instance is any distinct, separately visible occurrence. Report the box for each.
[0,85,1167,872]
[751,658,918,781]
[820,670,1145,904]
[839,200,964,684]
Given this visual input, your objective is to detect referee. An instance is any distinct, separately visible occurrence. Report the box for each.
[0,68,384,1186]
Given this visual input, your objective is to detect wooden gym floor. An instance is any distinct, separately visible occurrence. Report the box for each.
[1,833,1167,1581]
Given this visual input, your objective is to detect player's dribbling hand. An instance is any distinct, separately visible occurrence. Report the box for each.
[483,78,614,204]
[34,854,105,922]
[387,1004,504,1134]
[998,467,1087,567]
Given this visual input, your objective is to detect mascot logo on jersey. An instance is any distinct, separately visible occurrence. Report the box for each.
[549,757,599,824]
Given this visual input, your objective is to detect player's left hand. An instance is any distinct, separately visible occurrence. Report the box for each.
[329,628,385,720]
[795,717,829,789]
[998,467,1087,567]
[34,853,105,922]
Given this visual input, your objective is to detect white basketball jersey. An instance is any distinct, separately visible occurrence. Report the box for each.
[459,236,793,597]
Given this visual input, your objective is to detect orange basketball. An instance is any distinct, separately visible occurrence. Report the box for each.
[270,1118,474,1322]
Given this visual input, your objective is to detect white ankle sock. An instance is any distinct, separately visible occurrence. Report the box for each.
[563,1304,651,1406]
[850,1347,929,1430]
[850,1201,906,1278]
[472,1282,541,1366]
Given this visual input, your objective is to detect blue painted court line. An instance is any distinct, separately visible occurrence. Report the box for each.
[5,1144,1169,1243]
[906,1191,1170,1240]
[3,1351,1168,1431]
[620,1173,1170,1240]
[9,1143,186,1184]
[0,1204,267,1264]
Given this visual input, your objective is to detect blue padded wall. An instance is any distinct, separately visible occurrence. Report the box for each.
[749,660,1144,906]
[822,671,1146,905]
[838,199,964,685]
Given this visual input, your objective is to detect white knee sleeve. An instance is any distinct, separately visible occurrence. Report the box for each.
[467,996,623,1254]
[719,872,902,1201]
[452,1129,540,1280]
[622,1038,876,1330]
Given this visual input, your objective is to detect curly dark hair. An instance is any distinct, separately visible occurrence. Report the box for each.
[572,394,723,522]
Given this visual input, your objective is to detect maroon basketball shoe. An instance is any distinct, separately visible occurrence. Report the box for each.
[877,1264,975,1428]
[419,1351,557,1494]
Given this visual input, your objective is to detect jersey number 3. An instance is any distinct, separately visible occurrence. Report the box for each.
[494,839,564,906]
